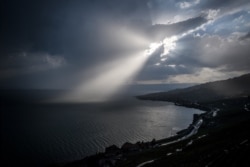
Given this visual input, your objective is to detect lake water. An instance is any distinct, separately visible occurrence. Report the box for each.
[1,97,202,166]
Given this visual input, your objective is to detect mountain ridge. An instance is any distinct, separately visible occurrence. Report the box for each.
[137,73,250,104]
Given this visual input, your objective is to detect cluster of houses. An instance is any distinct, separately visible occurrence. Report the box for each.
[98,139,157,167]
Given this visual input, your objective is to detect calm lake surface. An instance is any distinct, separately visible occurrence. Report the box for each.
[1,97,202,166]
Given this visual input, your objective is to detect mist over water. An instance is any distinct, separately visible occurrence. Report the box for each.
[1,94,202,167]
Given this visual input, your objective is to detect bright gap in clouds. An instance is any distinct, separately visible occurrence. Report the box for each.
[151,36,178,66]
[161,36,177,57]
[144,42,162,56]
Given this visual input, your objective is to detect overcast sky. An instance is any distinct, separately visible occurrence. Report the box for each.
[1,0,250,89]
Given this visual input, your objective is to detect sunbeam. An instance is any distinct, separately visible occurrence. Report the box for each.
[55,51,153,102]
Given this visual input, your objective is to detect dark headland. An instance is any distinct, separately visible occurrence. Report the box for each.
[56,73,250,167]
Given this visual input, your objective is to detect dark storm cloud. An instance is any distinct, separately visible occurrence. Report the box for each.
[0,0,153,88]
[200,0,248,10]
[1,0,250,88]
[0,0,208,84]
[239,32,250,40]
[137,64,195,81]
[147,16,207,41]
[0,52,66,77]
[0,0,151,61]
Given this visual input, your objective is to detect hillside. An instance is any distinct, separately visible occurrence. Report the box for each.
[137,73,250,104]
[127,73,250,167]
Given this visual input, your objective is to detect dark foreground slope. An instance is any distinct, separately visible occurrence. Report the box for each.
[60,74,250,167]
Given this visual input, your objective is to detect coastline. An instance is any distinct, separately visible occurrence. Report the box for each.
[58,93,250,167]
[60,99,213,167]
[135,98,213,145]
